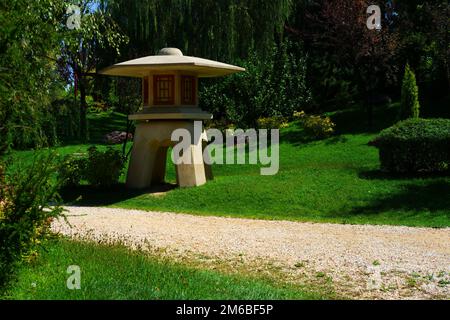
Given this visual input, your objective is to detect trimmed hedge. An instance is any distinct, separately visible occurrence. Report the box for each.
[369,119,450,173]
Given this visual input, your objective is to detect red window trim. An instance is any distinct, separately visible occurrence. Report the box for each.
[143,77,149,105]
[181,75,196,105]
[153,75,175,105]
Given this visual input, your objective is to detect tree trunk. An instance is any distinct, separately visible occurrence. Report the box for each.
[77,69,88,141]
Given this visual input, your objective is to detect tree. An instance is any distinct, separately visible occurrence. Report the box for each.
[0,0,65,151]
[395,1,450,96]
[286,0,400,123]
[106,0,293,61]
[400,64,420,120]
[0,1,66,291]
[100,0,297,125]
[58,0,128,140]
[200,40,311,127]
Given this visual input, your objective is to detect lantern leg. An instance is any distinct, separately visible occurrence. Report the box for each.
[126,123,163,189]
[151,146,168,184]
[126,140,159,189]
[202,139,214,181]
[175,141,207,188]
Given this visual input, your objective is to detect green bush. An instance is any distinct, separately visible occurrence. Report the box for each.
[0,154,63,293]
[84,147,124,187]
[294,111,336,140]
[58,154,87,187]
[369,118,450,173]
[257,116,289,129]
[58,147,125,188]
[399,64,420,120]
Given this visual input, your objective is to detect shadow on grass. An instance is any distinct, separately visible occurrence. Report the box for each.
[347,180,450,218]
[359,170,450,181]
[281,104,398,146]
[60,183,177,206]
[329,104,399,135]
[280,127,315,146]
[280,124,349,146]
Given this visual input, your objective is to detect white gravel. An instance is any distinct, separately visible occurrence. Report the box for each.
[52,206,450,300]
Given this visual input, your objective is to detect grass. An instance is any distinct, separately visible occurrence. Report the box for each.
[4,239,329,300]
[6,105,450,227]
[113,132,449,227]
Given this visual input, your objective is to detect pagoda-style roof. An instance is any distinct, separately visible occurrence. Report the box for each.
[99,48,245,78]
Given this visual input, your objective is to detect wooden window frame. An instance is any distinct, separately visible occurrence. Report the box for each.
[181,75,196,105]
[153,75,175,105]
[143,77,149,105]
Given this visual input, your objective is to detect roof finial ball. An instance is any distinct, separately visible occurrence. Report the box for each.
[158,47,184,56]
[99,48,245,190]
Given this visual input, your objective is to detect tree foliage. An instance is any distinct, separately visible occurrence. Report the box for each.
[105,0,293,61]
[400,64,420,120]
[200,40,311,127]
[58,0,128,140]
[395,1,450,94]
[287,0,399,110]
[0,0,65,151]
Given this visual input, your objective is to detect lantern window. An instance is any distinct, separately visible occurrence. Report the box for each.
[153,75,175,105]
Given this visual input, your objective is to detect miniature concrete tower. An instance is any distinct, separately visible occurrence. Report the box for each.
[99,48,245,189]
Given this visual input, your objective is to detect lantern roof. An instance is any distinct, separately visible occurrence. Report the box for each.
[99,48,245,78]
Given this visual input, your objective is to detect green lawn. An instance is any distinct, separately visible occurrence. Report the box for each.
[110,133,449,227]
[4,239,330,300]
[7,106,450,227]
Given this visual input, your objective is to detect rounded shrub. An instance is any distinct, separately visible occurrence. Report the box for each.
[369,118,450,173]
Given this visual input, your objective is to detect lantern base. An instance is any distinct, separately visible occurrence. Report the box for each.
[126,120,213,189]
[129,108,212,121]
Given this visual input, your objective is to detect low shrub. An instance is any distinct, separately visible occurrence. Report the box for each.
[369,118,450,173]
[88,100,108,113]
[204,118,236,132]
[294,111,335,140]
[58,147,125,188]
[84,147,125,187]
[257,116,289,129]
[0,154,63,293]
[58,154,87,187]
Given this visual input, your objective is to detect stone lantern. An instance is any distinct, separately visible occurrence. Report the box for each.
[99,48,245,189]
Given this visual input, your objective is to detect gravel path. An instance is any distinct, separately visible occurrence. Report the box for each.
[52,206,450,300]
